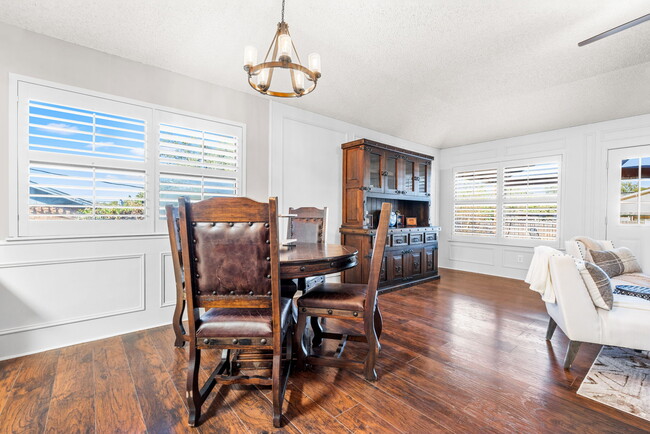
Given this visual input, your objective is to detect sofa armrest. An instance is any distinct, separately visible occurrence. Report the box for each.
[547,255,601,343]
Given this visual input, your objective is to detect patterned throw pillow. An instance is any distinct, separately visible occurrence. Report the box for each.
[575,260,613,310]
[589,247,642,278]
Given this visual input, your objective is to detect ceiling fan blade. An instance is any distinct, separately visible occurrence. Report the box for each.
[578,13,650,46]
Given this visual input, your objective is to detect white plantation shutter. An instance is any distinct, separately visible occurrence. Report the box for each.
[453,169,498,236]
[16,79,245,237]
[29,164,146,220]
[453,158,561,243]
[159,174,237,217]
[29,100,146,161]
[503,163,559,198]
[502,162,560,241]
[156,111,243,224]
[159,124,238,171]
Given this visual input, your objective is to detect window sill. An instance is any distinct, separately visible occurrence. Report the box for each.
[448,237,561,250]
[1,232,168,245]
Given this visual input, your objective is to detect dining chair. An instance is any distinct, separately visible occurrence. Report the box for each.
[286,206,328,294]
[165,205,188,348]
[294,202,391,381]
[177,196,293,427]
[167,203,296,348]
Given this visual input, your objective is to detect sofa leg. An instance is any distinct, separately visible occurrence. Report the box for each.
[545,317,557,341]
[564,341,582,369]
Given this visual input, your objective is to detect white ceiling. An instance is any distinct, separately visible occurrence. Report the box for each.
[2,1,650,148]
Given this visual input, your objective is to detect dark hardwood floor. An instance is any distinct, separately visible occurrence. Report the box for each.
[1,268,648,433]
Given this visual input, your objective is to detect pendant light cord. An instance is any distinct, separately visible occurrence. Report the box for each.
[281,0,285,23]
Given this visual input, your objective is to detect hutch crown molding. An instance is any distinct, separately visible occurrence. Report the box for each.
[340,138,440,293]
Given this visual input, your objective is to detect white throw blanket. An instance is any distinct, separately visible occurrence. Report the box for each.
[525,246,564,303]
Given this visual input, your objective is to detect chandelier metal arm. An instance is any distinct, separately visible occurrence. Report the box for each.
[247,61,319,82]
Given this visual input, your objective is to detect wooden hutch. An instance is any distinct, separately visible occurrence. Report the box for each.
[340,138,440,293]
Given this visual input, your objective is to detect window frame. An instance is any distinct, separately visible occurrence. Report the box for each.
[451,155,563,247]
[9,74,246,239]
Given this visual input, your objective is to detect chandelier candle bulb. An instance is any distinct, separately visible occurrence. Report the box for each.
[308,53,321,76]
[243,46,257,68]
[257,68,270,89]
[278,34,292,61]
[293,71,305,93]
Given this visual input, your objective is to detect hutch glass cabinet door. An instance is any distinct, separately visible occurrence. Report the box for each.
[416,160,430,197]
[402,157,417,196]
[384,152,400,194]
[364,147,384,193]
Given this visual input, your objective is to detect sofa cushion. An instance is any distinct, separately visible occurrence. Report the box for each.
[575,260,613,310]
[589,247,642,278]
[611,272,650,288]
[597,294,650,351]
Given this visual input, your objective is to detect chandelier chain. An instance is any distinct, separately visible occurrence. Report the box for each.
[281,0,285,23]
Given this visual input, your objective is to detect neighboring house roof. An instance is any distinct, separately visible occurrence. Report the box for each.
[29,183,92,206]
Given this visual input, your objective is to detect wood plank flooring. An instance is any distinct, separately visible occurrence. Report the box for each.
[1,268,649,433]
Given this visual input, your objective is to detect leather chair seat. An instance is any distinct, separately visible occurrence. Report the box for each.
[297,283,367,311]
[196,297,293,338]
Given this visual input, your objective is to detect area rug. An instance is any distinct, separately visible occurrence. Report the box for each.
[577,346,650,421]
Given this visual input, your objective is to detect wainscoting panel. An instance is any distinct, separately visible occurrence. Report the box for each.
[0,254,145,335]
[502,248,534,271]
[160,252,176,308]
[448,243,495,266]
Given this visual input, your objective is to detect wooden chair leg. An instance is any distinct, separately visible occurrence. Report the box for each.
[187,344,202,426]
[173,298,186,347]
[545,317,557,341]
[294,311,309,371]
[374,306,383,339]
[363,316,380,381]
[564,341,582,369]
[272,351,283,427]
[272,328,293,428]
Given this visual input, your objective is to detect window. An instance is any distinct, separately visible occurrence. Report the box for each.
[619,157,650,224]
[453,157,561,243]
[15,79,244,237]
[156,111,241,221]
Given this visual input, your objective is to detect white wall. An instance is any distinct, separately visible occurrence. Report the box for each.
[0,23,436,360]
[439,113,650,279]
[268,102,440,281]
[0,23,270,360]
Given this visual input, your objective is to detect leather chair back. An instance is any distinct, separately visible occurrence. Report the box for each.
[178,197,281,313]
[287,207,328,243]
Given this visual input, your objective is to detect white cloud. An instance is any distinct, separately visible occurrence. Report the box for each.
[39,122,81,136]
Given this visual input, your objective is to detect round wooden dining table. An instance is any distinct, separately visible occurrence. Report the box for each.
[279,243,358,279]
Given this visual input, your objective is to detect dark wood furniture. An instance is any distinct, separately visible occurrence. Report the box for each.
[167,213,358,347]
[295,203,391,381]
[283,206,329,295]
[177,196,293,427]
[165,205,188,348]
[340,138,440,293]
[286,206,328,244]
[279,243,357,279]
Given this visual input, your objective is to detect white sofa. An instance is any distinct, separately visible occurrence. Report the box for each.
[545,238,650,368]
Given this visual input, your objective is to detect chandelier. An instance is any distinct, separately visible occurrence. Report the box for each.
[243,0,321,98]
